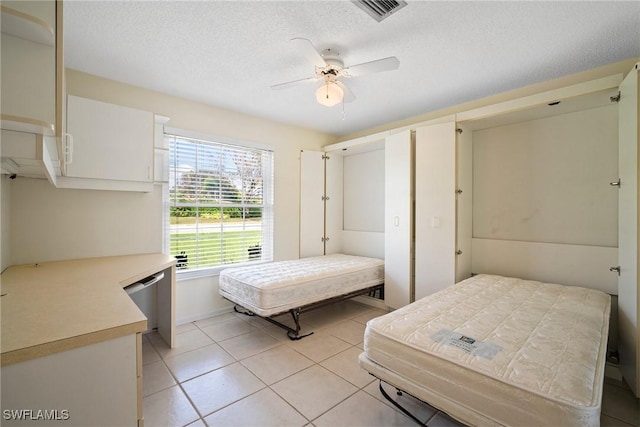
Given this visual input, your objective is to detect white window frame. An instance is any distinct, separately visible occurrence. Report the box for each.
[164,127,274,279]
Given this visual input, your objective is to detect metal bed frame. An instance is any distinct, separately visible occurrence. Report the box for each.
[232,283,384,340]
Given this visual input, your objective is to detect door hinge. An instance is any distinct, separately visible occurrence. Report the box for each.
[610,92,621,103]
[321,195,330,201]
[609,179,621,188]
[610,266,621,276]
[322,154,330,160]
[456,128,463,134]
[456,189,463,195]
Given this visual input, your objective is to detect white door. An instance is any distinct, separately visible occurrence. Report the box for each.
[384,130,413,309]
[324,152,343,255]
[617,63,639,397]
[415,120,457,300]
[299,150,325,257]
[456,124,473,282]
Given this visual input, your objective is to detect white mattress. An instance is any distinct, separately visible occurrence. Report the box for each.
[360,274,611,426]
[219,254,384,317]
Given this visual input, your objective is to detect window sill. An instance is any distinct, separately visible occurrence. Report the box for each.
[175,260,271,282]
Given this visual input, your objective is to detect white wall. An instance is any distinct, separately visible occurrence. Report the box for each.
[10,178,163,264]
[473,104,618,247]
[343,149,385,232]
[8,69,333,323]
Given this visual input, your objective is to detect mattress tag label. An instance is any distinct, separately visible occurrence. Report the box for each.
[431,329,502,360]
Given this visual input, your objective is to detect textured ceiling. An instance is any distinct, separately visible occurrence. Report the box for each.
[64,1,640,137]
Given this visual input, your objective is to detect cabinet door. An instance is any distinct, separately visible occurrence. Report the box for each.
[324,152,343,255]
[1,335,138,427]
[66,96,153,182]
[415,120,456,300]
[456,123,473,282]
[617,63,639,397]
[384,130,413,309]
[300,150,325,257]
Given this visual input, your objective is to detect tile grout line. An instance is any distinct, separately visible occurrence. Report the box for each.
[147,333,208,426]
[144,304,409,426]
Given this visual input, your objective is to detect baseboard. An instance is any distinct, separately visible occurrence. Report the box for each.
[604,362,623,381]
[176,306,234,325]
[352,295,389,310]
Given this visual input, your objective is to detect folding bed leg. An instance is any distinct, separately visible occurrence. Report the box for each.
[286,308,313,340]
[233,305,255,316]
[378,380,427,427]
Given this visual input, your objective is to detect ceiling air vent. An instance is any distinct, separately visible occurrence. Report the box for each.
[352,0,407,22]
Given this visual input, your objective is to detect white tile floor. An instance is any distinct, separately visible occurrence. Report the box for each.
[143,300,640,427]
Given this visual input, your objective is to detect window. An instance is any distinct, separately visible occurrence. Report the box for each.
[167,134,273,272]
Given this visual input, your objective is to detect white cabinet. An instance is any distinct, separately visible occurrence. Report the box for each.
[1,334,139,427]
[61,95,154,190]
[154,115,170,183]
[300,150,325,257]
[617,63,639,396]
[324,151,343,255]
[0,0,63,137]
[0,130,59,185]
[414,120,458,300]
[455,70,635,392]
[384,130,413,309]
[299,150,343,257]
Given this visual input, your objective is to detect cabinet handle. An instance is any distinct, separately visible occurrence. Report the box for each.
[64,133,74,165]
[609,266,621,276]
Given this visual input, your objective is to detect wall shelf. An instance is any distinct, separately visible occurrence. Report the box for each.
[1,115,55,136]
[1,5,54,46]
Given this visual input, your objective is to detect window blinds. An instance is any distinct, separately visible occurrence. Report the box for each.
[166,134,273,271]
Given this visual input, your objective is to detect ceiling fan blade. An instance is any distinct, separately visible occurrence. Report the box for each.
[291,37,327,68]
[270,76,318,90]
[343,56,400,77]
[336,81,356,103]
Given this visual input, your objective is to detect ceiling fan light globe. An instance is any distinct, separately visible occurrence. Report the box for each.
[316,82,344,107]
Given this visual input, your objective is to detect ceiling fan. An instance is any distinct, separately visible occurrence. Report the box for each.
[271,38,400,107]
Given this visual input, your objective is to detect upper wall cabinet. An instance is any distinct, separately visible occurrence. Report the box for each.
[1,129,59,185]
[1,0,63,137]
[60,95,154,191]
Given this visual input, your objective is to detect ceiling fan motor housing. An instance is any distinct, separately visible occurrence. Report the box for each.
[318,49,344,78]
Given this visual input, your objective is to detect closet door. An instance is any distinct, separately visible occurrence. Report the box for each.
[415,120,457,300]
[384,130,413,309]
[299,150,325,257]
[324,152,343,254]
[456,124,473,282]
[617,63,639,397]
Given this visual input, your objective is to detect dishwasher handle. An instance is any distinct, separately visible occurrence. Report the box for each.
[125,271,165,295]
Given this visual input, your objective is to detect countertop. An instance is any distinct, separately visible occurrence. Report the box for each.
[1,253,176,366]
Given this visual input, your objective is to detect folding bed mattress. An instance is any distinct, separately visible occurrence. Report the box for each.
[359,274,611,426]
[219,253,384,338]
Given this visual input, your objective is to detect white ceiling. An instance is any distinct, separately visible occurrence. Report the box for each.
[64,1,640,137]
